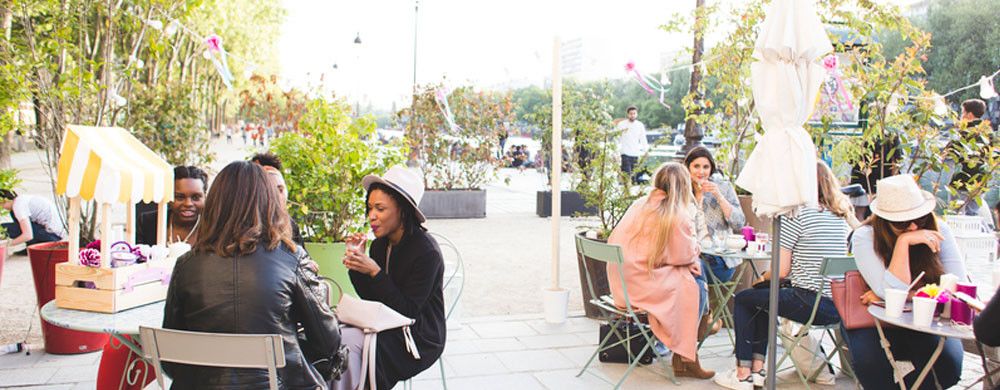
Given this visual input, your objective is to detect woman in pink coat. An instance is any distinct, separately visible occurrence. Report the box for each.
[607,162,714,379]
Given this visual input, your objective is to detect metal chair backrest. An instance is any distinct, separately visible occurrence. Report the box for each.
[820,256,858,279]
[430,232,465,320]
[139,326,286,390]
[574,234,640,318]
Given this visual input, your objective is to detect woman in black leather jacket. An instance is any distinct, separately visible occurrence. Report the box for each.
[340,166,446,390]
[163,161,343,389]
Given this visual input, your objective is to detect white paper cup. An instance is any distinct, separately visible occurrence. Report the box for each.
[940,274,959,293]
[912,297,937,327]
[884,288,909,318]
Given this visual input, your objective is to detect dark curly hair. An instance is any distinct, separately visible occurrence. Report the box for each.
[250,152,284,172]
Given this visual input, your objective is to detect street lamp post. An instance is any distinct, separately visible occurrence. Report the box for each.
[353,32,362,117]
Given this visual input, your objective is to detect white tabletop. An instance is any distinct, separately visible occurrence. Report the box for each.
[702,248,772,260]
[868,304,975,340]
[40,301,165,335]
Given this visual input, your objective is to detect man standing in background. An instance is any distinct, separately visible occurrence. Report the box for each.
[616,106,648,183]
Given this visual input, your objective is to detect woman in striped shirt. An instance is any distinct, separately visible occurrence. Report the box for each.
[715,162,853,390]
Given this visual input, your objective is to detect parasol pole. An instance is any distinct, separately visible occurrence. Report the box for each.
[766,215,781,390]
[550,36,563,291]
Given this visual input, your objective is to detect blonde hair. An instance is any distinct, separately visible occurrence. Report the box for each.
[643,162,694,271]
[816,161,860,228]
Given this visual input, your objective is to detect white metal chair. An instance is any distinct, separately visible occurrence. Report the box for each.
[138,326,286,390]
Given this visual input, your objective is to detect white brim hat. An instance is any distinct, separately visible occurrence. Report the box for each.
[868,175,936,222]
[362,166,426,223]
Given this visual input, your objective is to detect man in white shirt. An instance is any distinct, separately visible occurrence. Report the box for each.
[616,106,648,183]
[1,190,66,249]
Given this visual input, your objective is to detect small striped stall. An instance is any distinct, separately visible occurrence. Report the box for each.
[54,125,176,313]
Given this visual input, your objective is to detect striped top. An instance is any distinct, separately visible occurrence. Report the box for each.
[779,207,851,295]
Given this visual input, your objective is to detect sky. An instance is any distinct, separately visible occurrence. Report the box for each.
[278,0,919,110]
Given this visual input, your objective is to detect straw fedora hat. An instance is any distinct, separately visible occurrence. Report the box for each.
[362,166,426,223]
[868,174,935,222]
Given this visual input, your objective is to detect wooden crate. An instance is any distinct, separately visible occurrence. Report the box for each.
[54,257,177,313]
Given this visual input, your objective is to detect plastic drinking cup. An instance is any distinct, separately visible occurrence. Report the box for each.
[884,288,909,318]
[912,296,937,327]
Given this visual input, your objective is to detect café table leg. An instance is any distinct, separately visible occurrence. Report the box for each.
[874,319,908,390]
[910,337,945,390]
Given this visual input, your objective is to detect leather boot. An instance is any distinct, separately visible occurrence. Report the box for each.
[672,353,716,379]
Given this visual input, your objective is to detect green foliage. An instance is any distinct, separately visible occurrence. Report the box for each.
[405,84,510,190]
[922,0,1000,101]
[271,97,405,243]
[126,82,214,166]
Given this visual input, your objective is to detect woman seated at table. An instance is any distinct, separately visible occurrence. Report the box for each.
[340,166,446,390]
[715,161,851,390]
[684,146,746,283]
[684,146,746,339]
[163,161,343,389]
[607,162,715,379]
[136,165,208,246]
[846,174,966,390]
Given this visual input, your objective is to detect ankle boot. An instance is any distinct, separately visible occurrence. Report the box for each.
[698,314,723,342]
[672,353,716,379]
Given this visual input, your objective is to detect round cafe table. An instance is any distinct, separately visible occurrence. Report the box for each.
[41,301,164,389]
[868,305,996,390]
[696,248,771,349]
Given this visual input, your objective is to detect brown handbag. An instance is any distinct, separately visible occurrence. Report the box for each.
[831,270,876,330]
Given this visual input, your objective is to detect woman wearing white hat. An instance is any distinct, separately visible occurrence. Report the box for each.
[846,174,966,390]
[337,166,446,390]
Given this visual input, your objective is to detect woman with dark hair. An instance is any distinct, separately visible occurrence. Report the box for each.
[683,146,746,338]
[162,161,343,389]
[136,165,208,246]
[339,166,446,390]
[846,174,966,390]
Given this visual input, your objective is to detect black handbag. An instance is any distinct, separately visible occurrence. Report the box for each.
[598,322,656,365]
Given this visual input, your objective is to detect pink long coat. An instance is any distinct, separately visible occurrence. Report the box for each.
[606,190,701,361]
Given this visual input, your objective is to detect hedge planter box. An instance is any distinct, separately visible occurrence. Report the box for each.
[419,190,487,219]
[536,191,598,218]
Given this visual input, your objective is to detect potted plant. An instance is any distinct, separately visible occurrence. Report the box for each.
[405,84,509,218]
[271,97,405,295]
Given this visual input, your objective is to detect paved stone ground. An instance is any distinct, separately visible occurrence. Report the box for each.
[1,138,997,388]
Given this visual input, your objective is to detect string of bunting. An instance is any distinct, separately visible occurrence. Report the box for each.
[623,55,719,110]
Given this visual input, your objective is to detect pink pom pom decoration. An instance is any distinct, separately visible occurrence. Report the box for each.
[822,54,838,71]
[79,248,101,267]
[205,34,223,53]
[624,61,636,72]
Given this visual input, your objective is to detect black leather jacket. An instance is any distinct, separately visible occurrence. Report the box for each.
[163,243,342,390]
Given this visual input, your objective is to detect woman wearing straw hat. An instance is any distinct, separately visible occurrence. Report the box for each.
[337,166,446,390]
[846,174,967,390]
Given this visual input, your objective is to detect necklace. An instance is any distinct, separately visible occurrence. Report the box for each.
[169,217,200,244]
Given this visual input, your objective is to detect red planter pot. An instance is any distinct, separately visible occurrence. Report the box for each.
[27,241,108,354]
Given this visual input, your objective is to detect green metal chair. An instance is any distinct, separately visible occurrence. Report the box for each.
[574,234,676,389]
[772,256,858,389]
[698,258,751,349]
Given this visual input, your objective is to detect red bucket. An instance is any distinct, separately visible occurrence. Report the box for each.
[28,241,109,354]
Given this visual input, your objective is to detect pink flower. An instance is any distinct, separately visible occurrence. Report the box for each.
[205,34,223,53]
[85,240,101,250]
[822,54,838,71]
[625,61,636,72]
[79,248,101,267]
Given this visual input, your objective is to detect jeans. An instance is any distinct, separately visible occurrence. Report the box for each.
[2,221,62,246]
[845,327,962,390]
[733,286,840,366]
[619,154,644,184]
[701,255,734,284]
[692,269,709,319]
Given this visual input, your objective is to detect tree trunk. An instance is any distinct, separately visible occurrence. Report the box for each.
[681,0,706,156]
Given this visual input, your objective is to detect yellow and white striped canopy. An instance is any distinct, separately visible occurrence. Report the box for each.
[56,126,173,204]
